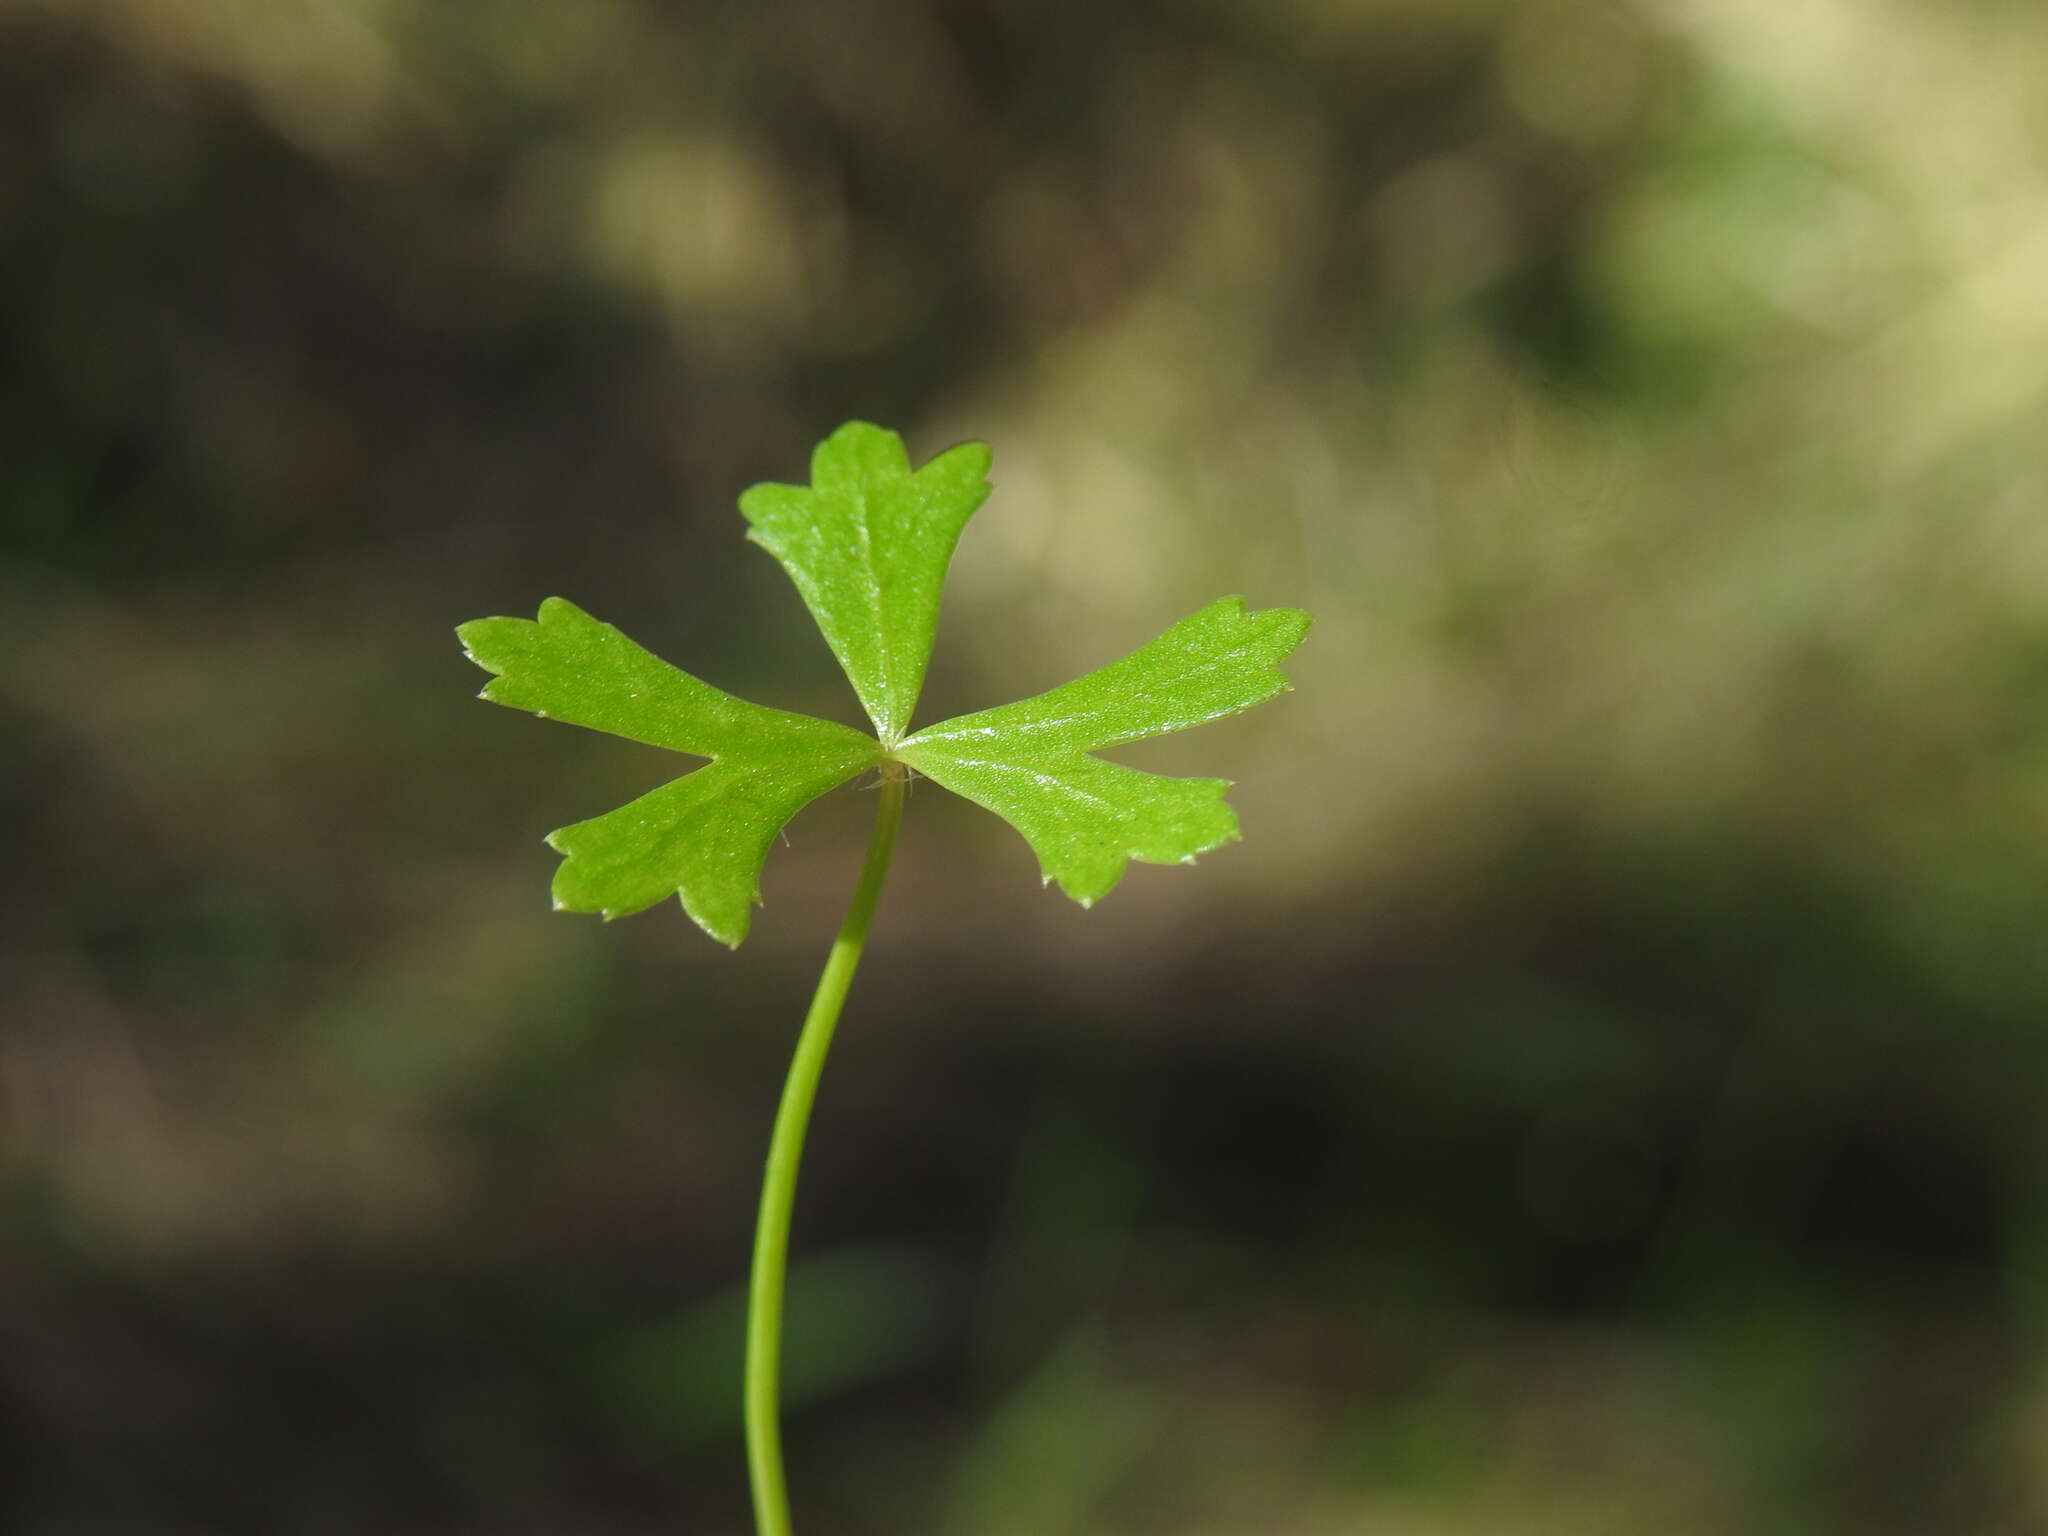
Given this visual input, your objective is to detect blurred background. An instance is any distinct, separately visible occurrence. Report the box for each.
[5,0,2048,1531]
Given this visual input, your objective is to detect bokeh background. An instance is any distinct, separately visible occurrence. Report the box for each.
[6,0,2048,1531]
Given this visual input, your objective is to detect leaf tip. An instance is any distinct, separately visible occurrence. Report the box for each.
[928,436,994,483]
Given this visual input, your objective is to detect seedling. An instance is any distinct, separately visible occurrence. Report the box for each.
[458,422,1310,1534]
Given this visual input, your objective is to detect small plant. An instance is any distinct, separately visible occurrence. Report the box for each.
[458,422,1310,1534]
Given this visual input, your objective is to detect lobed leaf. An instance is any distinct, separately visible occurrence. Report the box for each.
[899,597,1310,755]
[544,752,878,942]
[458,597,872,760]
[738,421,992,744]
[896,597,1310,905]
[459,597,878,944]
[460,426,1310,937]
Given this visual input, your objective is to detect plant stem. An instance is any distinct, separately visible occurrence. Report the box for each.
[746,759,906,1536]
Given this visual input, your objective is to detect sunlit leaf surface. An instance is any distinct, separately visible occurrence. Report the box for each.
[898,598,1311,903]
[459,598,877,944]
[461,428,1305,939]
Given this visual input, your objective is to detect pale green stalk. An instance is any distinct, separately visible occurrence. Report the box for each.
[746,761,907,1536]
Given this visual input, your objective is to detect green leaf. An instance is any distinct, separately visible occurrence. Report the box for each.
[459,598,878,944]
[739,421,992,744]
[460,425,1309,939]
[541,754,876,944]
[896,597,1311,905]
